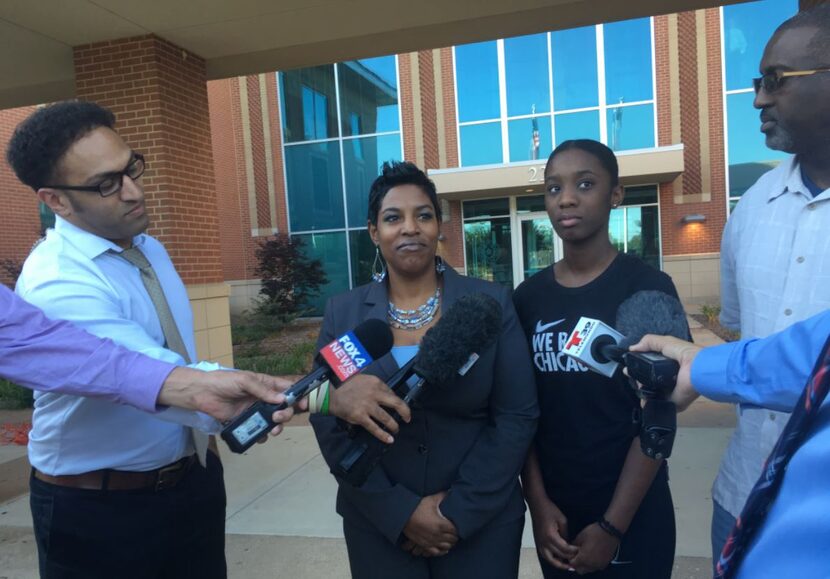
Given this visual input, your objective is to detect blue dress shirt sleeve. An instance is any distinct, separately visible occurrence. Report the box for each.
[0,284,174,412]
[692,310,830,411]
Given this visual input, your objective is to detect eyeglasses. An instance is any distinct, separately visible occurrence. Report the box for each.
[43,153,146,198]
[753,68,830,94]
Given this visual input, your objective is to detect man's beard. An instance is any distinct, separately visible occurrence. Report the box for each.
[764,124,796,153]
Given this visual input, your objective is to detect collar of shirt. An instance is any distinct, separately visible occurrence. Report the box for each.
[768,156,830,204]
[53,216,147,260]
[800,166,826,198]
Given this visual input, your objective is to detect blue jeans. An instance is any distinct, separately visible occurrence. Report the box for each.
[711,499,737,571]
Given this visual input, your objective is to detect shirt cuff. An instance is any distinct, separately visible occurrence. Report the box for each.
[126,356,177,412]
[691,342,741,403]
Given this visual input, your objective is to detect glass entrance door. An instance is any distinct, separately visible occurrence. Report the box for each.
[518,213,560,283]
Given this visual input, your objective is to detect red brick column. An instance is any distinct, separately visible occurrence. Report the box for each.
[74,35,222,286]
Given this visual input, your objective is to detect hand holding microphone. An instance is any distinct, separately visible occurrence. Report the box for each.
[562,290,689,459]
[628,334,702,411]
[221,319,393,453]
[328,374,412,444]
[334,293,504,487]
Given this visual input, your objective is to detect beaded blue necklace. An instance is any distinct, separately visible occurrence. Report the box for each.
[387,286,441,330]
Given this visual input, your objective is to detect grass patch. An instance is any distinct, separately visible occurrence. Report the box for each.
[231,309,297,346]
[0,379,33,409]
[234,341,317,375]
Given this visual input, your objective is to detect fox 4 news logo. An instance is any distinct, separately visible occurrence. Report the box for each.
[319,332,374,383]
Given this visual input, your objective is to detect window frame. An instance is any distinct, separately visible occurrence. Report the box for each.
[453,18,658,167]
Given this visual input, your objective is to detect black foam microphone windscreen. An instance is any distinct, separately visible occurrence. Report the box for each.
[615,290,689,346]
[415,292,503,386]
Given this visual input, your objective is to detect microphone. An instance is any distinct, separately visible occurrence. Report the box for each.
[333,293,503,487]
[221,318,393,454]
[561,290,689,459]
[563,291,687,394]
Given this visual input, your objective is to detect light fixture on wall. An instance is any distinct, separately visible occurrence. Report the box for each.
[681,213,706,224]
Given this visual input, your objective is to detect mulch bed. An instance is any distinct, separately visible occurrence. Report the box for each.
[690,314,739,342]
[0,422,31,446]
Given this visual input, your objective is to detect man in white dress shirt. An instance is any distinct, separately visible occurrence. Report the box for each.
[8,100,233,578]
[711,5,830,562]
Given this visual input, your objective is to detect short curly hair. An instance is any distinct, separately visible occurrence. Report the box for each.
[6,100,116,191]
[367,161,441,225]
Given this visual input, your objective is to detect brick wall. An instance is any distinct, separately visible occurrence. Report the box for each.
[74,35,223,285]
[0,106,40,287]
[399,54,416,162]
[437,47,465,269]
[208,78,249,282]
[266,73,289,233]
[208,74,285,288]
[654,15,673,149]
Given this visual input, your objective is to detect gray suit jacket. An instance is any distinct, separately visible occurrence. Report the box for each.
[310,268,539,545]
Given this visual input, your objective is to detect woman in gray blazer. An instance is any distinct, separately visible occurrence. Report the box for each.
[310,161,538,579]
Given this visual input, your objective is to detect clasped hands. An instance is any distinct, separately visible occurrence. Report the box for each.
[402,491,458,557]
[531,498,620,575]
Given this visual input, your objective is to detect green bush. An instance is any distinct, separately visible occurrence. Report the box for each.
[701,303,721,325]
[0,379,33,409]
[234,341,316,375]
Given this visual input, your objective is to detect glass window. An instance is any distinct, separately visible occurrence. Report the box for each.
[723,0,798,91]
[460,122,503,166]
[609,208,625,252]
[504,34,551,117]
[338,57,400,136]
[517,195,546,213]
[294,232,350,315]
[622,184,658,205]
[604,18,653,105]
[280,66,338,143]
[463,218,514,287]
[344,134,402,226]
[285,141,345,232]
[348,229,375,287]
[280,58,403,311]
[551,26,599,111]
[606,104,654,151]
[456,41,500,122]
[726,92,787,198]
[462,198,510,219]
[508,116,552,162]
[521,218,555,279]
[554,110,601,145]
[609,205,660,270]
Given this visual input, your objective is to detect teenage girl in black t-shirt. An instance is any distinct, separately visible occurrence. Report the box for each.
[514,140,680,578]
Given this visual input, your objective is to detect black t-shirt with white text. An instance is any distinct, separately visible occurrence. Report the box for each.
[513,253,683,511]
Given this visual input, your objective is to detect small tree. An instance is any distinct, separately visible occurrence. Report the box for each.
[254,234,327,317]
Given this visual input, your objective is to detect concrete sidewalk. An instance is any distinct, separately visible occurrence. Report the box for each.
[0,320,733,578]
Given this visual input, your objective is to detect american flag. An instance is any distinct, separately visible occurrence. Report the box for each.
[530,112,540,160]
